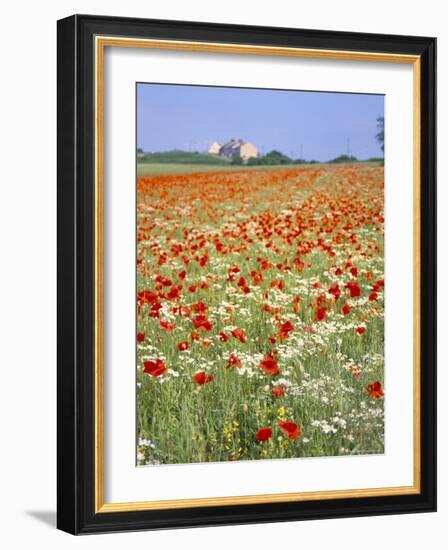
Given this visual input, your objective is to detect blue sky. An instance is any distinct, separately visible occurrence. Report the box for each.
[137,83,384,161]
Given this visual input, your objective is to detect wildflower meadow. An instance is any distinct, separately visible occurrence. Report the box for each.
[136,164,385,465]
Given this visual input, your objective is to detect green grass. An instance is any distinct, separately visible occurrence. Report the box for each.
[138,150,231,165]
[138,163,232,176]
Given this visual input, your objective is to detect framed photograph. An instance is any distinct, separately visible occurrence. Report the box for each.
[57,14,436,534]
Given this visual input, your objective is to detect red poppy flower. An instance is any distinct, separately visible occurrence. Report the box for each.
[226,353,242,369]
[136,332,145,343]
[166,285,182,301]
[191,301,208,313]
[237,276,248,288]
[278,320,295,341]
[150,300,162,314]
[356,326,366,335]
[159,319,176,333]
[172,305,191,318]
[155,275,172,286]
[177,341,189,351]
[193,315,213,332]
[251,271,263,285]
[192,371,214,385]
[143,359,167,377]
[137,289,158,306]
[270,279,285,291]
[367,380,384,399]
[369,291,378,301]
[373,278,384,292]
[178,270,187,280]
[217,331,229,342]
[260,353,280,375]
[292,257,305,271]
[345,281,361,298]
[292,296,301,313]
[272,384,286,398]
[341,302,351,316]
[315,307,327,321]
[350,267,358,277]
[278,421,302,440]
[328,284,341,301]
[231,327,247,343]
[256,427,272,442]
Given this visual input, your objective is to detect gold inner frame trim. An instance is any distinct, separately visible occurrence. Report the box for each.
[94,35,421,513]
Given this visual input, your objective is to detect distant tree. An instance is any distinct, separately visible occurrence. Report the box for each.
[366,157,384,163]
[262,150,292,165]
[247,157,261,166]
[328,154,358,164]
[231,155,243,165]
[137,147,144,154]
[376,116,384,152]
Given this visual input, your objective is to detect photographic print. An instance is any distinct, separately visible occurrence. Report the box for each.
[58,16,436,533]
[136,83,385,466]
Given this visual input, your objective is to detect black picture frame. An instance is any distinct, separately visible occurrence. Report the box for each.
[57,14,436,534]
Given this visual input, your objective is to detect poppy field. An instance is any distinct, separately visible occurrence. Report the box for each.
[136,164,385,465]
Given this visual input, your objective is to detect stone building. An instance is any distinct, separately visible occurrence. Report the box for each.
[208,142,221,155]
[208,139,258,161]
